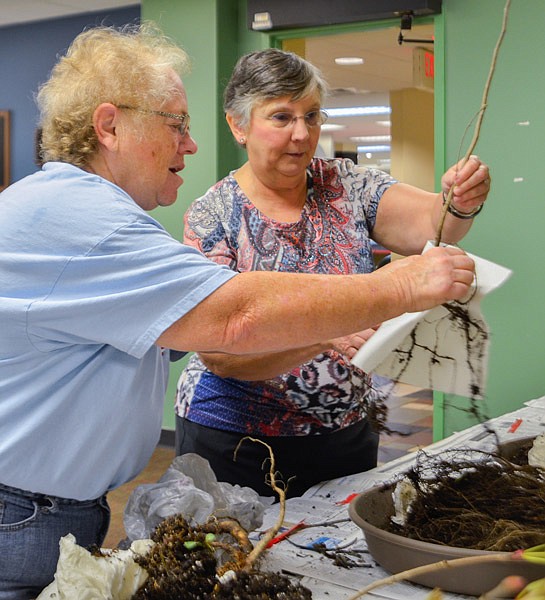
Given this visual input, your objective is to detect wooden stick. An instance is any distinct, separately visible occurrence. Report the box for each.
[346,552,517,599]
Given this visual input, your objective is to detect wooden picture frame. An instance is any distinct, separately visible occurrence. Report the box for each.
[0,110,11,192]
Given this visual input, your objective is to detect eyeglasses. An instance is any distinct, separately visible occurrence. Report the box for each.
[117,105,191,137]
[264,109,328,129]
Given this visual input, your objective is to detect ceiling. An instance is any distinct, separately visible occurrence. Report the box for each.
[0,1,434,166]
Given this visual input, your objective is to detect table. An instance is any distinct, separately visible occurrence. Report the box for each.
[250,396,545,599]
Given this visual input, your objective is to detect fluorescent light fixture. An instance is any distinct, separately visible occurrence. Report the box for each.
[335,56,364,66]
[357,145,391,153]
[320,123,346,132]
[350,135,391,143]
[324,106,391,118]
[376,120,391,127]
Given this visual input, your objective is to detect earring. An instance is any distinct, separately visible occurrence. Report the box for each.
[239,137,246,144]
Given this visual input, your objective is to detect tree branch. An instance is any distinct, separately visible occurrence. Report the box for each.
[435,0,512,246]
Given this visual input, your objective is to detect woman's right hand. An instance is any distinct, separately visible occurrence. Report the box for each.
[381,245,475,313]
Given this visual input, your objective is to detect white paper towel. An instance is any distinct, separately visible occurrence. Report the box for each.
[351,242,512,398]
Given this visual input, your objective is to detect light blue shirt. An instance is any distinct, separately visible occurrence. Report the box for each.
[0,162,236,500]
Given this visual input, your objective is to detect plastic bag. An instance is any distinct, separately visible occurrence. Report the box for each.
[123,453,273,541]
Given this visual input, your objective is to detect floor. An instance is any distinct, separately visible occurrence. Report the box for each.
[102,383,433,548]
[376,382,434,465]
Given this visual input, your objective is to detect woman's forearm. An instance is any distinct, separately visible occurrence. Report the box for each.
[198,343,328,380]
[157,244,475,356]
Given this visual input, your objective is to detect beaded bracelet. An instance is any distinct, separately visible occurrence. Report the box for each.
[442,192,483,219]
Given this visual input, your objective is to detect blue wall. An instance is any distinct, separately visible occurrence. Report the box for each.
[0,6,140,185]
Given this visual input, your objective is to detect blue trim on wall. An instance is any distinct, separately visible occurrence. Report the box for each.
[0,5,140,184]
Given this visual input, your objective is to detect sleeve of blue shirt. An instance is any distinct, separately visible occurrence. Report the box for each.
[12,163,236,359]
[28,221,235,358]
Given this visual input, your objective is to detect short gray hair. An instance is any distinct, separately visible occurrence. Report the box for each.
[223,48,328,129]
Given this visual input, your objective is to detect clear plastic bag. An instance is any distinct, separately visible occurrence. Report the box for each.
[123,453,273,541]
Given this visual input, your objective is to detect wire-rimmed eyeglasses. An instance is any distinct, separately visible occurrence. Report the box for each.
[264,109,328,129]
[118,105,191,137]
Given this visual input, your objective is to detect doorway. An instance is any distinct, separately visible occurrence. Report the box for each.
[280,22,435,190]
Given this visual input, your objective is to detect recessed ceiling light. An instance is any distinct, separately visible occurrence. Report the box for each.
[335,57,364,66]
[350,135,391,143]
[320,123,346,132]
[357,145,391,153]
[330,87,370,96]
[324,106,391,118]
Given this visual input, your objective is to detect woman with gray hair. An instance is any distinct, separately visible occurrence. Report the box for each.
[175,48,491,497]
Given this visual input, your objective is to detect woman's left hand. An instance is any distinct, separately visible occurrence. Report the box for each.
[441,155,491,214]
[330,327,378,360]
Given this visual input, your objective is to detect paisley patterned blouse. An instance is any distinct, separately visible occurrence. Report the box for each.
[175,158,396,436]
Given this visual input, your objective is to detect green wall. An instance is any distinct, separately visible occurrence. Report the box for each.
[439,0,545,434]
[142,0,265,429]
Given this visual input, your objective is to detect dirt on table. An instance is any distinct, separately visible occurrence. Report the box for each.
[131,514,312,599]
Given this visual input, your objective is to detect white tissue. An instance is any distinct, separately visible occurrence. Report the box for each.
[528,434,545,470]
[36,533,154,599]
[352,242,512,398]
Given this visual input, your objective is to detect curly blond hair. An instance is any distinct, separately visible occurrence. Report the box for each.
[36,22,190,167]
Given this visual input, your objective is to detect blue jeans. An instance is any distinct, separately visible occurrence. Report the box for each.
[0,482,110,599]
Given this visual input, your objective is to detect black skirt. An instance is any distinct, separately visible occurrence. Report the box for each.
[175,415,378,498]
